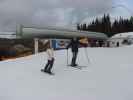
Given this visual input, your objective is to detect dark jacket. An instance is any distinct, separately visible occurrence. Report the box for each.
[67,38,79,52]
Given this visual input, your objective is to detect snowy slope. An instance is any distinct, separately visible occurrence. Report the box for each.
[0,47,133,100]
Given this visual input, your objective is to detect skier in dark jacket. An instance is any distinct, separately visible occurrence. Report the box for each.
[67,38,80,66]
[66,37,89,66]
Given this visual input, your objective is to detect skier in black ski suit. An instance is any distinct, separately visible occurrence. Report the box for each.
[67,38,80,66]
[66,37,88,66]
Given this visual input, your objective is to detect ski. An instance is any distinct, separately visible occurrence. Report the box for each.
[41,69,55,75]
[68,66,82,69]
[67,65,87,69]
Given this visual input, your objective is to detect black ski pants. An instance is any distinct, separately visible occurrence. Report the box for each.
[71,52,78,66]
[44,58,54,72]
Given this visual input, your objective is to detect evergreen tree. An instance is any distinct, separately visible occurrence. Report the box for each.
[77,14,133,37]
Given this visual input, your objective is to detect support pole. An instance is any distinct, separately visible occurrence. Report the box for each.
[34,38,39,54]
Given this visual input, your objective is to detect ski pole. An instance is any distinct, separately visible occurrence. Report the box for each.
[67,49,68,65]
[84,47,90,64]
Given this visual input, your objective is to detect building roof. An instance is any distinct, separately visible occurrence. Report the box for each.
[17,26,108,39]
[111,32,133,39]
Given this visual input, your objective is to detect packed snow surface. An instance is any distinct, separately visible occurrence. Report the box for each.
[0,46,133,100]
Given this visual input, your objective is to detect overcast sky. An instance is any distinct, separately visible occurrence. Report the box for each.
[0,0,133,32]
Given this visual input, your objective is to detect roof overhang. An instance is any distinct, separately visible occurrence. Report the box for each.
[16,26,108,40]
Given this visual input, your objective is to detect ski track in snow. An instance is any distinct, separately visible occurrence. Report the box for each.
[0,46,133,100]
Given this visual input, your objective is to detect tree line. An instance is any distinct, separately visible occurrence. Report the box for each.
[77,14,133,37]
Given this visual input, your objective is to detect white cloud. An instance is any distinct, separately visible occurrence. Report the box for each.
[0,0,130,31]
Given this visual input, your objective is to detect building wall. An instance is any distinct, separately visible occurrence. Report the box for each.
[108,37,133,47]
[108,38,123,47]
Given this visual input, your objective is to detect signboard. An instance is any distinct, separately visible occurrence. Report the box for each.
[52,39,69,49]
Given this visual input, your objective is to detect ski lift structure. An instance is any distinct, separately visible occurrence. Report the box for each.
[16,25,108,53]
[0,25,108,59]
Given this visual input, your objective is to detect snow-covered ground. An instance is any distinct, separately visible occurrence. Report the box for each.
[0,46,133,100]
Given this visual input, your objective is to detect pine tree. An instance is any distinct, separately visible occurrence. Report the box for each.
[79,14,133,37]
